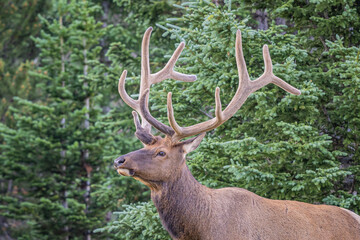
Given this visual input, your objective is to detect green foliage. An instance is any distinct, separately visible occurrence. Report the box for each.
[0,0,52,125]
[324,191,360,214]
[325,38,360,160]
[1,0,360,239]
[95,202,170,240]
[0,0,113,238]
[0,0,51,65]
[0,61,38,125]
[244,0,360,52]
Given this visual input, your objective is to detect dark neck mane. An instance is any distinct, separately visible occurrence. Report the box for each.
[151,164,211,239]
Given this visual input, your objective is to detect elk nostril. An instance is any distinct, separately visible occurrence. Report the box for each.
[114,157,126,166]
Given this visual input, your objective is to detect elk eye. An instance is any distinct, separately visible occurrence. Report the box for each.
[157,151,166,157]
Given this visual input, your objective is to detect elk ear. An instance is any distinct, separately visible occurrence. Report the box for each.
[180,132,206,154]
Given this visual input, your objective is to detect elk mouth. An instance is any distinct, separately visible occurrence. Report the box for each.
[115,167,135,177]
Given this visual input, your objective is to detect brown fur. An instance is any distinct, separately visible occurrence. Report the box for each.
[114,136,360,240]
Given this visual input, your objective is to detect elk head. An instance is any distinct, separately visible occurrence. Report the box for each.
[114,27,301,189]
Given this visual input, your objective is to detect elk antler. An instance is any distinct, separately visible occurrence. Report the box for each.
[118,27,196,142]
[140,30,301,142]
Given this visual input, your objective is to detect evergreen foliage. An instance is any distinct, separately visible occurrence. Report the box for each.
[1,0,111,238]
[244,0,360,212]
[0,0,51,65]
[0,0,51,124]
[94,202,169,240]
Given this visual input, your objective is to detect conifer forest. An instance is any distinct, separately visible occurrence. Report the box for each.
[1,0,360,239]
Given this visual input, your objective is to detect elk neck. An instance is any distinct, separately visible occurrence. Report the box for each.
[151,163,212,239]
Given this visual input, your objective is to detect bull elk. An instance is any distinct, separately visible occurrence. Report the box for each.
[114,27,360,240]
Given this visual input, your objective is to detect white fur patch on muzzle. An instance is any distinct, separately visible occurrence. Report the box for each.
[117,168,131,176]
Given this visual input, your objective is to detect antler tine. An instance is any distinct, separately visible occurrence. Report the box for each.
[214,87,224,121]
[141,27,152,83]
[250,44,301,95]
[235,30,251,87]
[166,29,301,142]
[132,111,156,145]
[167,92,182,135]
[151,42,197,84]
[118,70,137,110]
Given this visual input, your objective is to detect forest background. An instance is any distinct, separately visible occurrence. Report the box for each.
[0,0,359,239]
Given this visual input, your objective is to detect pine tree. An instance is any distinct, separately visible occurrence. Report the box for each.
[244,0,360,214]
[0,0,51,65]
[0,0,111,238]
[0,0,52,124]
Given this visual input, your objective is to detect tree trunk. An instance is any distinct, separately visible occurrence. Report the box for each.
[82,37,92,240]
[59,15,69,240]
[254,10,268,30]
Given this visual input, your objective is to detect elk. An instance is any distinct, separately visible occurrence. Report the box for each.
[114,27,360,240]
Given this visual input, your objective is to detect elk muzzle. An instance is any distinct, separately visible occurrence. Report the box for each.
[114,155,135,177]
